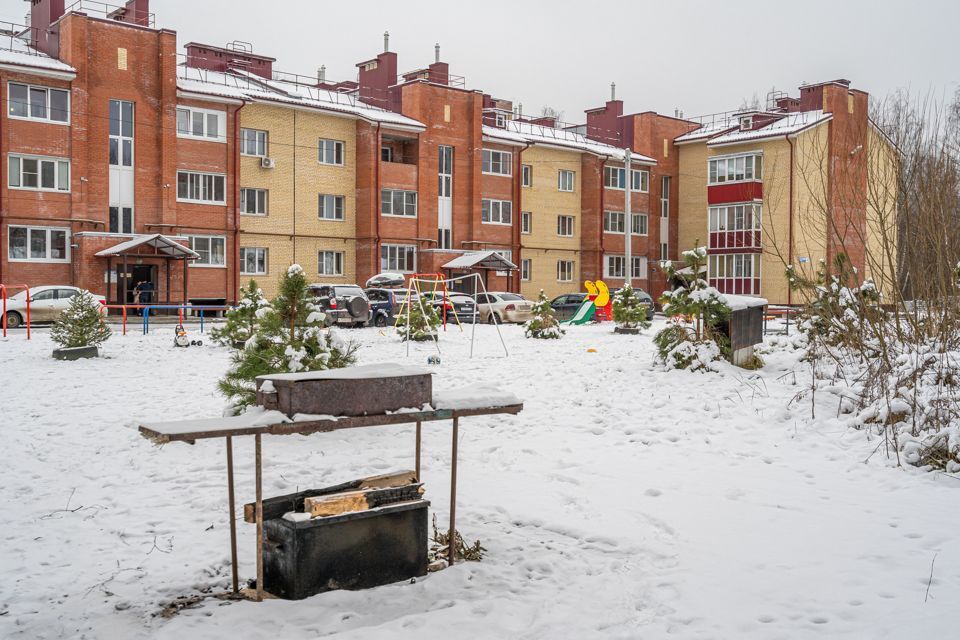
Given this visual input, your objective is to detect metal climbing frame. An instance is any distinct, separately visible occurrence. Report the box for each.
[0,284,31,339]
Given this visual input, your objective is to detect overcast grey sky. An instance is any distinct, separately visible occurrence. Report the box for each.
[73,0,960,121]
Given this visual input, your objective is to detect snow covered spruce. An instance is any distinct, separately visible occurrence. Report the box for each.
[524,289,564,339]
[611,284,651,335]
[395,297,441,342]
[218,264,357,410]
[210,280,269,349]
[50,290,111,360]
[654,246,733,371]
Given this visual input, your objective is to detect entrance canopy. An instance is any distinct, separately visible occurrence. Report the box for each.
[442,250,517,271]
[95,233,199,259]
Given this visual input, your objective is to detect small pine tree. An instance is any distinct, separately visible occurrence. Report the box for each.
[211,280,269,348]
[218,265,357,409]
[524,289,564,339]
[396,299,441,342]
[50,291,111,349]
[611,284,651,331]
[654,243,731,369]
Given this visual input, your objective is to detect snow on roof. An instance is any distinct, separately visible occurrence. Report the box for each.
[94,233,199,258]
[257,363,431,383]
[177,66,425,129]
[722,293,768,311]
[0,36,76,75]
[674,118,738,144]
[442,250,518,271]
[483,121,656,164]
[707,110,831,146]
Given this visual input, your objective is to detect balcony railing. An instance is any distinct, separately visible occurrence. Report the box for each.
[66,1,156,27]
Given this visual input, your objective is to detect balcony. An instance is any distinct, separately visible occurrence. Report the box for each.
[380,133,419,189]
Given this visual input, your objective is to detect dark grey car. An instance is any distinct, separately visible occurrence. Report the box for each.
[309,284,371,327]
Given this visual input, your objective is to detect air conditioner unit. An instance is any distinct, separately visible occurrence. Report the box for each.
[261,157,276,169]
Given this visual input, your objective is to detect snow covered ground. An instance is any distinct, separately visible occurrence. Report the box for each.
[1,320,957,639]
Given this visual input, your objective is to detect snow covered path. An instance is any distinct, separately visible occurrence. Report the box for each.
[0,322,957,639]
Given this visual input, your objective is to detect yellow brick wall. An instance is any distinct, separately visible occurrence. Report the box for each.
[677,142,709,255]
[864,126,898,297]
[238,103,358,297]
[519,146,582,299]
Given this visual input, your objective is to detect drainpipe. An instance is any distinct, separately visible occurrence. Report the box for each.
[374,122,382,276]
[786,134,795,306]
[514,142,531,292]
[232,100,247,303]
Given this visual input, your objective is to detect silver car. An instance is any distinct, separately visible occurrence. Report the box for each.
[475,292,534,324]
[3,285,105,327]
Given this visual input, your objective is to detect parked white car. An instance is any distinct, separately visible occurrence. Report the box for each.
[474,292,534,324]
[3,286,105,327]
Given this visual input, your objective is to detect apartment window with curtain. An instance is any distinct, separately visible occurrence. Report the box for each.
[319,194,346,220]
[240,128,268,157]
[8,82,69,123]
[481,149,512,176]
[240,188,268,215]
[240,247,268,275]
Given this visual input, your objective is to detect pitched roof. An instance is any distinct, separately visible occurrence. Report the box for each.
[443,250,518,271]
[707,110,832,146]
[177,66,425,129]
[94,234,199,259]
[0,36,76,76]
[482,121,657,164]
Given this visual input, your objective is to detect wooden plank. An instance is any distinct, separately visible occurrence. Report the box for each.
[140,404,524,444]
[304,490,369,517]
[242,478,422,523]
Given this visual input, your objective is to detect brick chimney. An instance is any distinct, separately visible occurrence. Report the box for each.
[356,32,399,111]
[29,0,65,57]
[585,98,624,146]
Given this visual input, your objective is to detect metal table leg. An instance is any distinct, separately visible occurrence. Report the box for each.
[255,434,263,601]
[448,416,459,565]
[415,421,422,480]
[226,435,239,594]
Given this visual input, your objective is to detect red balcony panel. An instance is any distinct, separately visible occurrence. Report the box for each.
[707,181,763,205]
[708,232,762,253]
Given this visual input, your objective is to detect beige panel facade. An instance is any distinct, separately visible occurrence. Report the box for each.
[237,103,358,297]
[519,146,583,299]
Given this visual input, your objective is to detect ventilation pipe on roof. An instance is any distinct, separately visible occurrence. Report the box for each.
[611,82,616,101]
[384,31,390,53]
[435,42,440,63]
[318,65,326,84]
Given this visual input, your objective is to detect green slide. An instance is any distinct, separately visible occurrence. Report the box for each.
[565,300,596,325]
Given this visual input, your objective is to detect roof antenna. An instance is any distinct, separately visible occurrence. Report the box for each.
[611,82,616,101]
[383,31,390,53]
[435,42,440,63]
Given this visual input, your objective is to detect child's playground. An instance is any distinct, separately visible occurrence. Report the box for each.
[2,311,958,640]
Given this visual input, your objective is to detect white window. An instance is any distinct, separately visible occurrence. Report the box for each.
[557,215,574,237]
[604,254,626,278]
[109,99,134,234]
[318,138,345,165]
[240,247,268,274]
[8,154,70,192]
[240,188,268,215]
[7,226,69,263]
[481,149,512,176]
[708,204,762,232]
[381,244,416,272]
[632,213,648,235]
[8,82,70,123]
[604,166,626,189]
[188,235,226,267]
[708,253,761,295]
[603,211,625,234]
[630,169,649,192]
[318,250,345,276]
[177,171,226,204]
[495,112,507,128]
[740,116,753,131]
[521,259,531,281]
[381,189,417,217]
[558,169,575,192]
[631,256,648,279]
[494,249,513,276]
[521,164,532,187]
[240,128,268,157]
[482,199,512,225]
[661,176,670,218]
[176,105,226,142]
[660,243,669,260]
[557,260,574,282]
[319,194,346,220]
[109,207,134,234]
[708,153,762,185]
[521,211,532,234]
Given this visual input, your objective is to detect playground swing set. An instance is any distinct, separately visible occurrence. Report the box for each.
[394,272,509,358]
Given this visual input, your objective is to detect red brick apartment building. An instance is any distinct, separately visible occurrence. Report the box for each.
[1,0,884,308]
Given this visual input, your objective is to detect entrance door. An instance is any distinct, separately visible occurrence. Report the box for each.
[116,265,156,306]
